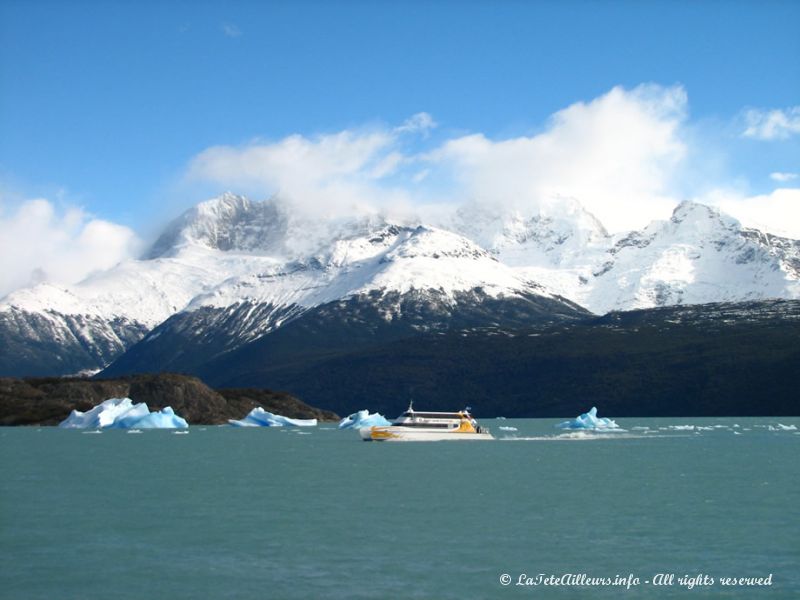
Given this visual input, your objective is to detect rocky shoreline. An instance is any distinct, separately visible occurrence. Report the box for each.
[0,373,339,426]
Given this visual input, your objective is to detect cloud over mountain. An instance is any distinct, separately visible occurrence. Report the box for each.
[186,84,689,233]
[0,198,141,298]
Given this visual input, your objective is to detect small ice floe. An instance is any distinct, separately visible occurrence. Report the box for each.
[126,429,143,434]
[81,430,103,435]
[555,407,621,431]
[172,430,189,435]
[498,426,518,432]
[60,398,188,429]
[670,425,696,431]
[337,410,391,429]
[229,407,317,427]
[765,424,797,432]
[631,426,650,431]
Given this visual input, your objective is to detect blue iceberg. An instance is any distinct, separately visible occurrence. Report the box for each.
[555,407,620,431]
[228,407,317,427]
[338,410,391,429]
[131,407,188,429]
[59,398,188,429]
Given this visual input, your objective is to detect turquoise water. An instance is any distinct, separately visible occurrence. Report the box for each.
[1,418,798,599]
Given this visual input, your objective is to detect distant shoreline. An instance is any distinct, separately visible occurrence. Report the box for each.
[0,373,340,427]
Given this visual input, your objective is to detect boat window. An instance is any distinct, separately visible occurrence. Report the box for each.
[414,412,462,419]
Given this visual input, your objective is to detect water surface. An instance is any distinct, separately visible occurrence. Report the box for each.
[1,417,798,598]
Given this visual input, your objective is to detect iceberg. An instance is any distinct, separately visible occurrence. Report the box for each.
[228,407,317,427]
[555,407,620,431]
[130,407,189,429]
[59,398,188,429]
[338,409,391,429]
[59,397,137,429]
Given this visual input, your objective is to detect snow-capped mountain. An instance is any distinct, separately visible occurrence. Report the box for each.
[101,219,587,376]
[448,196,614,302]
[584,202,800,313]
[1,192,798,378]
[0,194,584,376]
[451,198,799,314]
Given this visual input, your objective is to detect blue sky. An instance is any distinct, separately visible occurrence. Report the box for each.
[0,0,798,294]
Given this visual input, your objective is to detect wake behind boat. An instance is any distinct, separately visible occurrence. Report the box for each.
[359,402,493,441]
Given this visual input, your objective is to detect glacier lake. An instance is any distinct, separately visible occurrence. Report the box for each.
[1,418,798,599]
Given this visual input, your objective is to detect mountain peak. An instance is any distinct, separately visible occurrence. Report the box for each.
[385,226,493,262]
[146,194,288,258]
[669,200,738,230]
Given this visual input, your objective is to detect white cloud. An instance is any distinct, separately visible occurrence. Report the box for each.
[742,106,800,140]
[186,129,409,217]
[703,187,800,239]
[395,112,437,136]
[427,84,688,231]
[222,23,242,38]
[187,85,689,233]
[0,198,141,299]
[770,171,798,183]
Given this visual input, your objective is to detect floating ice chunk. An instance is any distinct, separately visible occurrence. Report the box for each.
[229,407,317,427]
[61,398,136,429]
[132,407,188,429]
[555,407,620,431]
[338,410,391,429]
[765,424,797,431]
[499,426,518,431]
[111,402,151,429]
[59,398,189,429]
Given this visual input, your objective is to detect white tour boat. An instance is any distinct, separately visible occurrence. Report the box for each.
[359,402,494,441]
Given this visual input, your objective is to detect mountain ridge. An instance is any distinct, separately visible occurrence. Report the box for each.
[2,194,798,378]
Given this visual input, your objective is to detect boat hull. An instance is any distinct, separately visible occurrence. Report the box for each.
[359,426,494,442]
